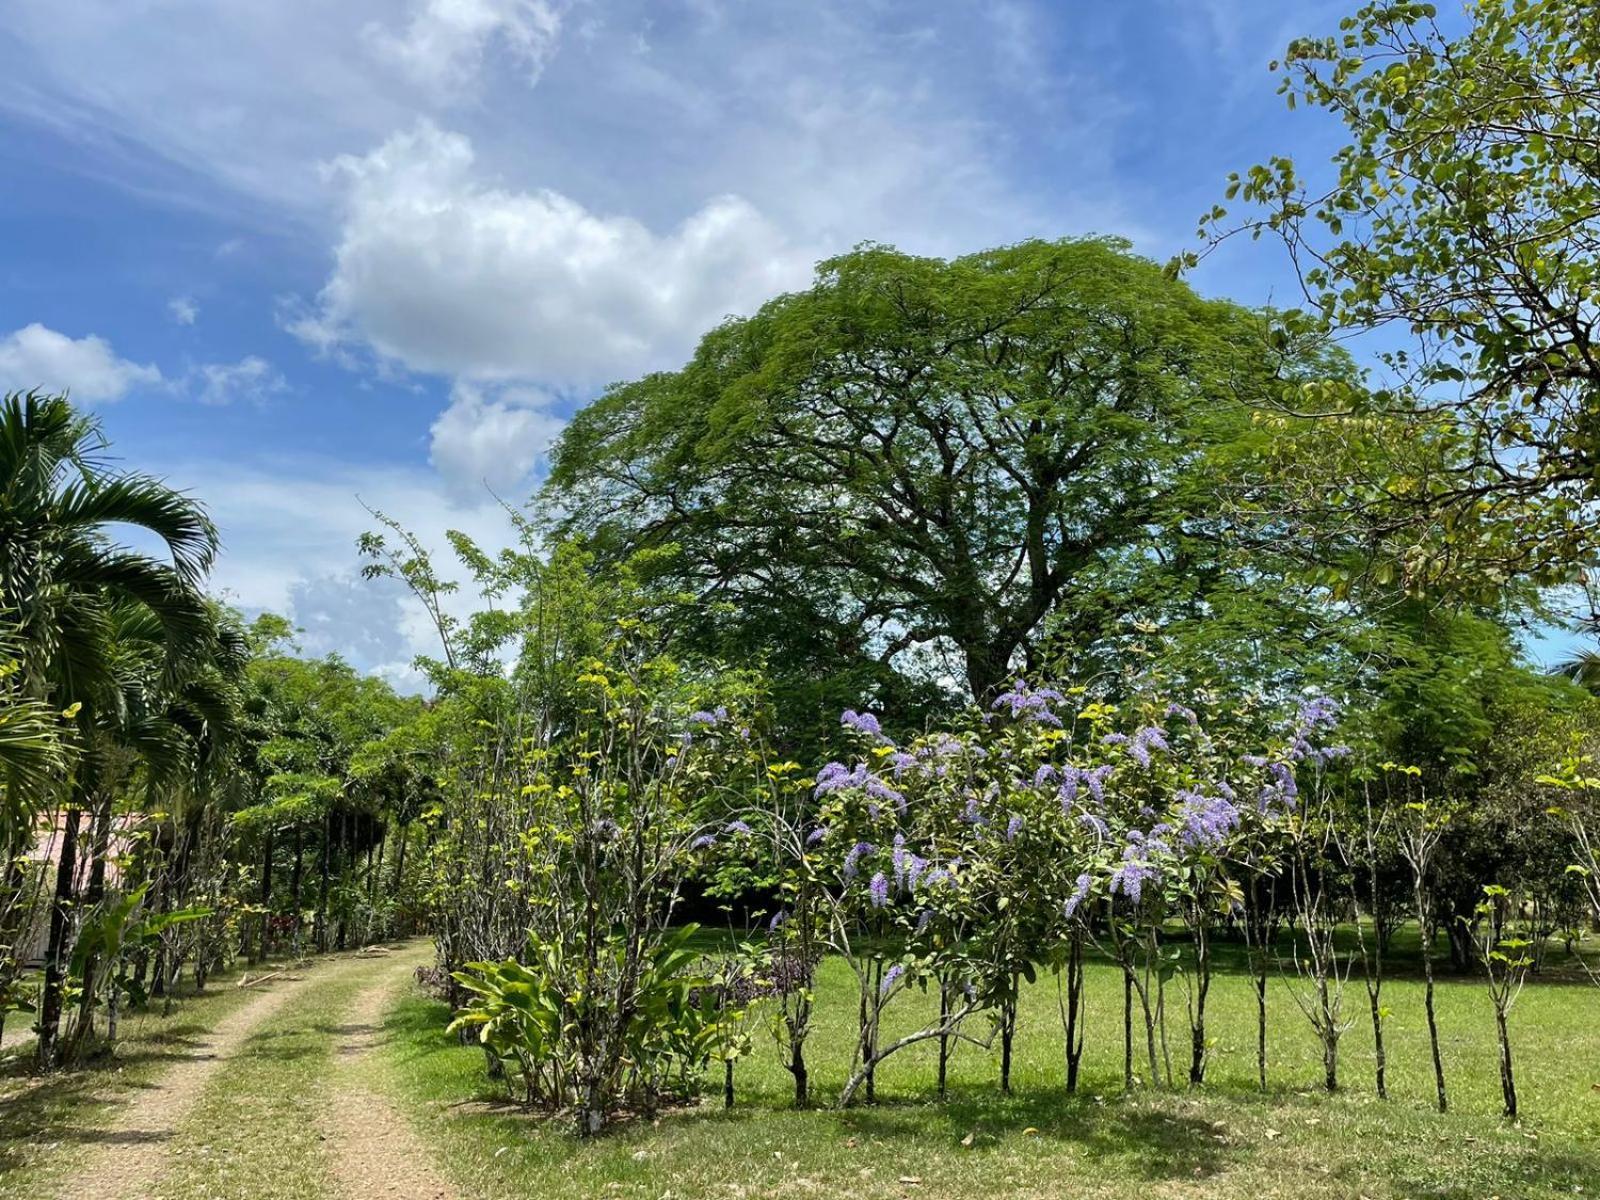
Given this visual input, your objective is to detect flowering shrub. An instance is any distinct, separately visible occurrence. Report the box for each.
[712,680,1346,1103]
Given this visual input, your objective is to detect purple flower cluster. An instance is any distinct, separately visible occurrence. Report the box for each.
[1165,702,1199,726]
[843,841,876,880]
[725,820,754,837]
[868,871,891,908]
[1064,872,1092,919]
[991,679,1066,726]
[1110,847,1160,905]
[1256,760,1300,812]
[1004,813,1025,842]
[689,705,729,727]
[880,963,905,996]
[1174,789,1240,849]
[813,760,906,813]
[1128,725,1169,769]
[841,709,885,739]
[1055,763,1114,811]
[891,834,930,891]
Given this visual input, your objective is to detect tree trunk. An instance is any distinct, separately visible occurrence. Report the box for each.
[789,1038,808,1107]
[1064,933,1085,1093]
[37,804,84,1070]
[70,786,116,1053]
[1122,968,1134,1090]
[1188,919,1210,1086]
[316,811,331,952]
[936,980,951,1100]
[257,828,274,963]
[1495,1007,1517,1118]
[290,822,304,953]
[999,988,1016,1095]
[1418,908,1448,1113]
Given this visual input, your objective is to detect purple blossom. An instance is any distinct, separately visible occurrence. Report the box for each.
[1175,790,1240,849]
[1033,764,1059,788]
[1129,725,1169,769]
[690,834,717,851]
[841,709,885,739]
[1005,813,1025,842]
[1110,847,1160,905]
[690,705,729,726]
[1166,702,1199,726]
[887,751,919,778]
[906,854,928,889]
[806,826,829,846]
[865,773,907,814]
[769,910,788,932]
[914,909,933,934]
[1258,761,1300,812]
[725,820,754,836]
[868,871,891,909]
[962,795,985,825]
[1085,764,1114,803]
[1297,695,1340,731]
[1077,811,1109,838]
[1064,872,1092,919]
[880,963,904,996]
[843,841,876,880]
[814,761,861,797]
[1057,769,1080,809]
[991,679,1065,726]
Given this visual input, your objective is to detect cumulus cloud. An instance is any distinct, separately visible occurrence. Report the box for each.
[0,323,162,403]
[189,356,288,406]
[291,122,812,386]
[366,0,567,92]
[168,295,200,325]
[429,381,566,493]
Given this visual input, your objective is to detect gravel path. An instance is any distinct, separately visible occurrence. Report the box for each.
[323,946,455,1200]
[69,963,319,1200]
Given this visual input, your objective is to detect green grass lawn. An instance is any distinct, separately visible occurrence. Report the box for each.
[375,940,1600,1199]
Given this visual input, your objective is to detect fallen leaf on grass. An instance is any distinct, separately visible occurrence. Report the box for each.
[960,1133,975,1147]
[1264,1128,1282,1140]
[898,1177,923,1186]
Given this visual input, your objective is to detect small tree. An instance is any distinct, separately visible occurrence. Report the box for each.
[1475,884,1533,1120]
[1396,786,1451,1113]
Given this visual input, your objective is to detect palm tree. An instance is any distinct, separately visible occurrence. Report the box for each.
[0,389,221,1067]
[63,600,246,1054]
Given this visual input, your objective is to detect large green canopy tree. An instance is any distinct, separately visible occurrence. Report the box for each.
[1189,0,1600,594]
[547,238,1318,707]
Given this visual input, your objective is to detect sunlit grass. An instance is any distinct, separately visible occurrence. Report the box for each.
[376,939,1600,1199]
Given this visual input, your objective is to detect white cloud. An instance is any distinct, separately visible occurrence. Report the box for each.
[430,380,565,493]
[0,323,162,403]
[366,0,567,93]
[189,356,288,406]
[170,455,528,688]
[168,295,200,325]
[292,122,812,385]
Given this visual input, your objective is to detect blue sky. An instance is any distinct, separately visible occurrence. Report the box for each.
[10,0,1551,684]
